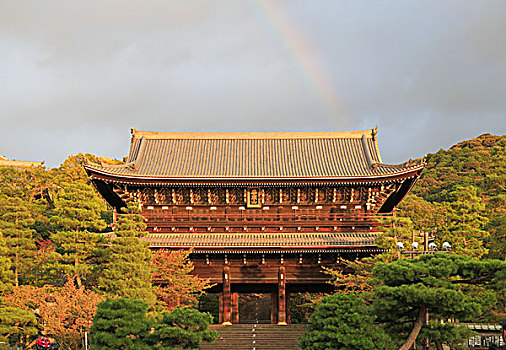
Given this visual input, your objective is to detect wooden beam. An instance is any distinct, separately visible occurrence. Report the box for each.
[222,266,232,325]
[278,266,287,325]
[231,292,239,324]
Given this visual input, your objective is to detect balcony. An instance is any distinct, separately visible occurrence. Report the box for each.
[142,209,392,231]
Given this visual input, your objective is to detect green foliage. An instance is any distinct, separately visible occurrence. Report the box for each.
[99,203,156,306]
[397,194,446,232]
[299,293,394,350]
[372,254,506,348]
[0,305,38,346]
[50,229,106,288]
[148,307,218,349]
[51,182,107,232]
[89,298,152,350]
[90,299,217,350]
[421,322,475,350]
[375,215,416,262]
[414,134,505,201]
[0,196,37,286]
[407,134,506,260]
[485,193,506,260]
[288,293,324,324]
[49,180,108,288]
[0,234,13,292]
[439,186,490,258]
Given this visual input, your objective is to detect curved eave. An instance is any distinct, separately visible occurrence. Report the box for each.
[147,245,377,249]
[85,164,424,213]
[378,172,421,213]
[148,246,382,254]
[85,167,127,211]
[84,164,424,185]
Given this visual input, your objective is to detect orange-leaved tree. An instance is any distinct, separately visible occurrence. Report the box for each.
[152,249,212,311]
[3,279,106,349]
[39,279,106,349]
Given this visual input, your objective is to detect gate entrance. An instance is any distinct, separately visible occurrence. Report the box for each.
[239,293,271,324]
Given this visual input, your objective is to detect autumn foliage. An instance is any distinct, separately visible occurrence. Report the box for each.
[3,279,106,349]
[152,249,212,311]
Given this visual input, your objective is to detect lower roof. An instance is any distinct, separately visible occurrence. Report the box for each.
[143,231,376,249]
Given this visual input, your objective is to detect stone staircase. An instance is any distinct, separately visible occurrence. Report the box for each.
[201,324,306,350]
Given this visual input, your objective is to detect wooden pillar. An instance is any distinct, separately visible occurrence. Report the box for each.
[231,292,239,324]
[222,266,232,325]
[278,266,287,325]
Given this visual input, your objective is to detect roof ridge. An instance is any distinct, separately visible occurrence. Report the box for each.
[376,157,426,169]
[130,128,377,140]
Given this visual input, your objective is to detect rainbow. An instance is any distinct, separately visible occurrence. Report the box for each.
[251,0,344,125]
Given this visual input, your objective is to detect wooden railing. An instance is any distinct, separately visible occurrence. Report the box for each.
[142,211,392,227]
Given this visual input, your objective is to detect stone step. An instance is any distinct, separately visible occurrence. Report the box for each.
[201,324,307,350]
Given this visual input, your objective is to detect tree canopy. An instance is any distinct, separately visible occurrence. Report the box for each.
[99,203,156,306]
[372,254,506,349]
[0,155,214,348]
[299,293,394,350]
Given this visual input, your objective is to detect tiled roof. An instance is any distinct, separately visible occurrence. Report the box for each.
[85,128,424,179]
[0,155,43,168]
[144,232,376,248]
[462,323,503,331]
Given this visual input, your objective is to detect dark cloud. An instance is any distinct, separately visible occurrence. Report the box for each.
[0,1,504,166]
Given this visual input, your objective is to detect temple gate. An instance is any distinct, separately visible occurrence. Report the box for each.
[85,128,424,324]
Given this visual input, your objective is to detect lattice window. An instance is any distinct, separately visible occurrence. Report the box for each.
[355,187,368,202]
[209,188,223,205]
[334,187,345,202]
[140,188,155,204]
[320,187,334,203]
[174,188,189,204]
[299,187,312,204]
[228,188,245,205]
[263,187,278,205]
[192,188,207,205]
[158,188,171,204]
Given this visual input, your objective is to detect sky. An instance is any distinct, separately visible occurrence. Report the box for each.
[1,0,505,168]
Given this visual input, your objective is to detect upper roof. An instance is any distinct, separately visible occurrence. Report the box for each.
[85,128,423,180]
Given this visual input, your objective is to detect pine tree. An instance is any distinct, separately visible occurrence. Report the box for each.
[372,254,506,349]
[0,305,38,346]
[440,186,490,258]
[0,233,13,292]
[148,307,218,349]
[0,196,36,286]
[299,293,394,350]
[50,182,107,288]
[89,298,153,350]
[99,203,156,306]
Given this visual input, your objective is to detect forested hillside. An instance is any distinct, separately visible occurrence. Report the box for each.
[397,133,505,259]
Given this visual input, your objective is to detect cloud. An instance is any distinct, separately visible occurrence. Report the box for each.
[0,0,505,166]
